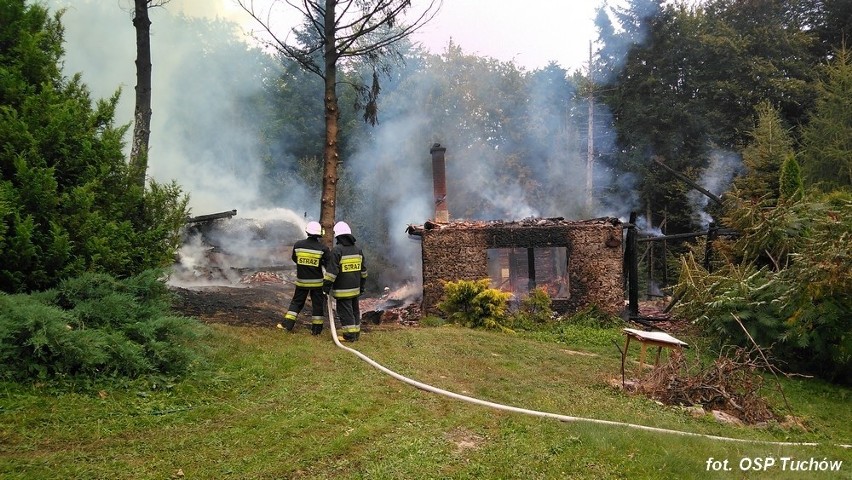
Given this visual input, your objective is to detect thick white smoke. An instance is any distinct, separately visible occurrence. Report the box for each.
[50,0,312,285]
[49,0,311,216]
[50,0,639,290]
[688,150,745,228]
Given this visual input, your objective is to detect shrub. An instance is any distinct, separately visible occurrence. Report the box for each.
[507,288,554,330]
[437,279,512,331]
[0,270,206,381]
[675,192,852,383]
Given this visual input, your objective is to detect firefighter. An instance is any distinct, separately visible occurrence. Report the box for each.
[322,221,367,342]
[278,221,330,334]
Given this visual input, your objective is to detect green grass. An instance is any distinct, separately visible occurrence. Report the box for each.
[1,323,850,479]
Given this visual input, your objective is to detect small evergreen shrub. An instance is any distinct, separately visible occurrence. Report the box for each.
[0,270,206,381]
[508,288,554,330]
[437,279,512,331]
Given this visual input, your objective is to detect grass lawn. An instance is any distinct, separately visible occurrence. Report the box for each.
[1,323,850,479]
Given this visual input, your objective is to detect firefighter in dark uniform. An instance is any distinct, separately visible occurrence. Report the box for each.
[278,221,330,334]
[323,221,367,342]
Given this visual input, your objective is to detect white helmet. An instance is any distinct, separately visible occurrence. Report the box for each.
[333,221,352,237]
[305,221,323,236]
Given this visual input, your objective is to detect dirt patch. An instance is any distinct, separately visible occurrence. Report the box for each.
[169,278,421,330]
[169,282,691,335]
[170,283,291,328]
[445,427,485,453]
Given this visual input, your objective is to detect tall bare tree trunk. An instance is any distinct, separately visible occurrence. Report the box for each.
[319,0,340,246]
[130,0,153,189]
[237,0,439,246]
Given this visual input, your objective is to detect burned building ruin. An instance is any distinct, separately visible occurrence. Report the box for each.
[407,144,624,316]
[407,217,624,315]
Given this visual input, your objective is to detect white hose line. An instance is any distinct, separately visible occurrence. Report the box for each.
[326,297,848,448]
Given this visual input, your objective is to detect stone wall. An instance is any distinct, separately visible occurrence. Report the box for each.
[417,217,624,316]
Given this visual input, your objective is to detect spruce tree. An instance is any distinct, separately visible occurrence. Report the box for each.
[734,101,795,203]
[800,47,852,192]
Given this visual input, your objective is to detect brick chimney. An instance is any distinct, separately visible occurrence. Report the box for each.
[430,143,449,223]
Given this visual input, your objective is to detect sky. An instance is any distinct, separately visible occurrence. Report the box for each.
[170,0,617,72]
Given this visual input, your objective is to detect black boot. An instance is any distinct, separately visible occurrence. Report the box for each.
[311,324,323,335]
[282,318,296,332]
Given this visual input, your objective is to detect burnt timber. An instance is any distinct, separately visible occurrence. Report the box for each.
[185,209,238,224]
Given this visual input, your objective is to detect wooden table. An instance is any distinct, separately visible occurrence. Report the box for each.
[622,328,688,369]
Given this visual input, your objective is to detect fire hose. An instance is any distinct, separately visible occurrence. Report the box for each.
[325,295,849,448]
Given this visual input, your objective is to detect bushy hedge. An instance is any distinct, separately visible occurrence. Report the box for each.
[0,270,207,381]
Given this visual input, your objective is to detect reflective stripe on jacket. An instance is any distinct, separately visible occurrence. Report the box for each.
[324,237,367,298]
[291,236,330,288]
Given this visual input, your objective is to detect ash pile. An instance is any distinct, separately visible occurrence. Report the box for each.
[169,209,303,287]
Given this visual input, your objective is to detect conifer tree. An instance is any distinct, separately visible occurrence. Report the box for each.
[800,47,852,192]
[0,1,187,293]
[734,101,795,203]
[779,155,805,201]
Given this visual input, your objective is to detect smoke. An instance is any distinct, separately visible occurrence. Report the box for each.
[48,0,639,291]
[342,105,433,284]
[49,0,312,216]
[635,215,663,237]
[170,212,304,286]
[357,55,629,228]
[48,0,316,286]
[594,0,662,84]
[599,170,641,221]
[688,150,745,228]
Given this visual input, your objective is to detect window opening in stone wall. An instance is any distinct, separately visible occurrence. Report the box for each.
[486,247,569,299]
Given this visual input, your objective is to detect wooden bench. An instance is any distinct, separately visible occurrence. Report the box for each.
[622,328,688,370]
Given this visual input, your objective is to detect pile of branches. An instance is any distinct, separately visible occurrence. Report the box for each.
[637,346,779,424]
[239,271,283,284]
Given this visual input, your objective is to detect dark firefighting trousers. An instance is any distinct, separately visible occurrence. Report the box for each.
[283,287,325,333]
[334,296,361,341]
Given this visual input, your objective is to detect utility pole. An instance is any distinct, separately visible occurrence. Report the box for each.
[586,41,594,210]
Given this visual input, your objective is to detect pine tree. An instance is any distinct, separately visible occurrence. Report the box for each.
[779,155,805,202]
[800,47,852,192]
[734,101,795,203]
